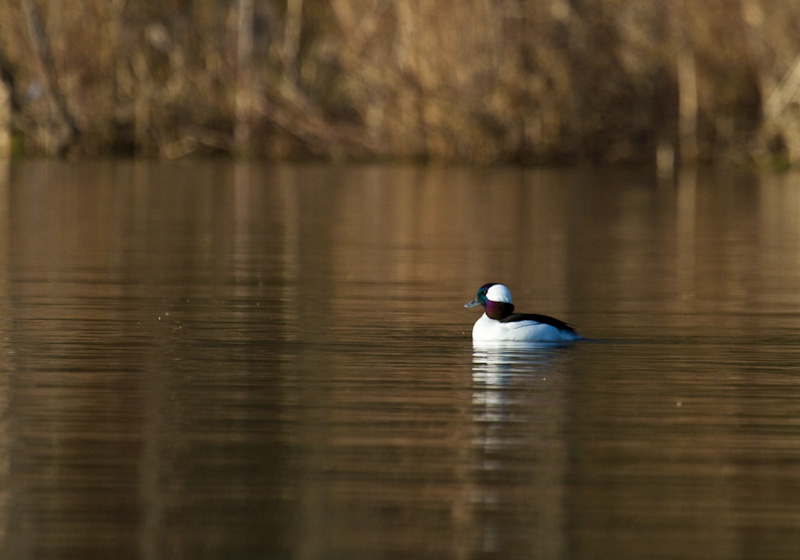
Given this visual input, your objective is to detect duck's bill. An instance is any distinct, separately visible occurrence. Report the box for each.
[464,298,482,308]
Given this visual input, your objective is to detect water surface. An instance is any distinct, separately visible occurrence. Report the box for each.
[1,161,800,559]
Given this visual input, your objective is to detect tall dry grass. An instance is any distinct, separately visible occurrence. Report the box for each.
[1,0,800,165]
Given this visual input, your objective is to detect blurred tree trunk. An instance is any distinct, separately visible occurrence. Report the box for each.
[740,0,800,165]
[20,0,78,153]
[0,78,8,157]
[677,44,698,163]
[235,0,254,154]
[763,52,800,163]
[283,0,303,83]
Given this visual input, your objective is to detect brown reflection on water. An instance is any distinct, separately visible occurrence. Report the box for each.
[327,165,800,339]
[2,161,300,558]
[565,168,800,337]
[0,161,10,550]
[1,161,800,558]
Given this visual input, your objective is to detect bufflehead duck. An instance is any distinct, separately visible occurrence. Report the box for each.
[465,283,581,343]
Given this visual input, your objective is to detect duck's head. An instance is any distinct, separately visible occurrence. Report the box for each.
[465,283,515,319]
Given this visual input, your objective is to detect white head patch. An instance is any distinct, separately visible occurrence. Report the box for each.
[486,284,512,303]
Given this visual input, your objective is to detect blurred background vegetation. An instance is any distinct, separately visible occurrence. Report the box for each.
[1,0,800,166]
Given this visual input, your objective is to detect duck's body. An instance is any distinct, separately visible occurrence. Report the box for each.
[465,283,580,343]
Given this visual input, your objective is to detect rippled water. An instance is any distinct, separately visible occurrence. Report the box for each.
[1,160,800,559]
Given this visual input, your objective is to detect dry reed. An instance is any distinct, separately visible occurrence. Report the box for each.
[1,0,799,165]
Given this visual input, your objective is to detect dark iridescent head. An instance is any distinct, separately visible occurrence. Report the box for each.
[465,283,515,319]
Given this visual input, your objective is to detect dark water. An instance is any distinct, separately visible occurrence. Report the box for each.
[1,160,800,559]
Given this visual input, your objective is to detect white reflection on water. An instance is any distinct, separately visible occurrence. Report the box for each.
[471,342,569,424]
[469,341,575,557]
[472,341,574,379]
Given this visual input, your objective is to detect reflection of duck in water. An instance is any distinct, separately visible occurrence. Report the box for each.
[465,283,581,343]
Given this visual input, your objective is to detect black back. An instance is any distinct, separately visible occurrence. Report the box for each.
[499,312,577,334]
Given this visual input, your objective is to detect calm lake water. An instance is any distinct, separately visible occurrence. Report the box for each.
[1,160,800,559]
